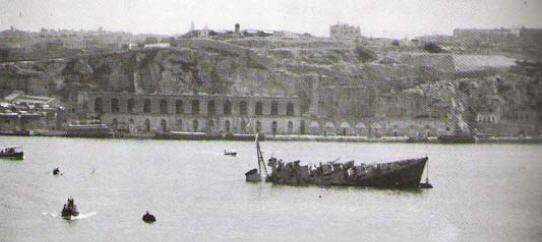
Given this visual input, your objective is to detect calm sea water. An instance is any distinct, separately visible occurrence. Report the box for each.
[0,136,541,242]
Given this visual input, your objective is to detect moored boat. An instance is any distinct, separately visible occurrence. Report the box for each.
[0,146,23,159]
[437,134,477,144]
[246,135,430,189]
[66,121,113,138]
[142,211,157,223]
[224,150,237,156]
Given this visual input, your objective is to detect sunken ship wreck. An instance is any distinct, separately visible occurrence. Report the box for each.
[246,135,430,188]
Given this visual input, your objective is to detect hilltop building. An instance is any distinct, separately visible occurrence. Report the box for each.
[453,27,542,46]
[330,23,361,42]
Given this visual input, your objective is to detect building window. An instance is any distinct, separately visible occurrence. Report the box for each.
[208,100,216,115]
[94,98,103,113]
[176,119,183,130]
[271,101,278,116]
[127,98,135,113]
[160,99,168,114]
[255,102,263,115]
[111,98,119,113]
[286,102,294,116]
[144,99,151,113]
[271,121,278,135]
[176,100,183,114]
[192,100,200,114]
[223,100,231,115]
[193,119,199,131]
[288,121,293,133]
[225,120,231,133]
[240,101,247,115]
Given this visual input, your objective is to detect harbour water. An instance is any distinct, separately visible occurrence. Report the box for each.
[1,136,541,241]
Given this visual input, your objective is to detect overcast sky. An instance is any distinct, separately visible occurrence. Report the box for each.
[1,0,541,38]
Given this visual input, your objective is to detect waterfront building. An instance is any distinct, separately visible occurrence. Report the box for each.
[0,91,65,133]
[77,92,302,135]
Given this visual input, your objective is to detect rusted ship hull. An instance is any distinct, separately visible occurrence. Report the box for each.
[266,157,428,188]
[0,151,24,160]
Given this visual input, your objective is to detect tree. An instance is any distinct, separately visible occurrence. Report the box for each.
[354,45,377,63]
[143,37,158,45]
[423,42,443,53]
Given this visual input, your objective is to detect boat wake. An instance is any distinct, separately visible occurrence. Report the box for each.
[71,211,97,220]
[42,211,97,220]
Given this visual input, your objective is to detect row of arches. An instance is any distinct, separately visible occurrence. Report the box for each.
[109,118,297,135]
[305,121,450,137]
[94,98,296,116]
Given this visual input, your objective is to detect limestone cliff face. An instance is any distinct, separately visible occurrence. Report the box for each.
[1,41,540,136]
[0,47,296,99]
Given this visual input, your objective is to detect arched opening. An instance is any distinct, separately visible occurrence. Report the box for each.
[286,102,294,116]
[256,121,262,133]
[271,101,278,116]
[208,100,216,115]
[192,119,199,131]
[225,120,231,133]
[255,102,263,115]
[240,120,246,134]
[94,98,103,113]
[111,118,118,130]
[223,100,232,115]
[160,99,168,114]
[144,119,151,132]
[287,121,293,134]
[272,121,277,135]
[127,98,135,113]
[144,99,151,113]
[300,120,306,134]
[160,119,167,133]
[176,119,183,130]
[192,100,200,114]
[239,101,247,115]
[208,119,215,132]
[176,100,183,114]
[111,98,119,113]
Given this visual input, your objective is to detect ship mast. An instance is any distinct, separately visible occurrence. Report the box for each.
[255,134,268,177]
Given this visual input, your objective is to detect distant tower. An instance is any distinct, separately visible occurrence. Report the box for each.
[202,25,209,38]
[235,23,240,33]
[190,21,195,32]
